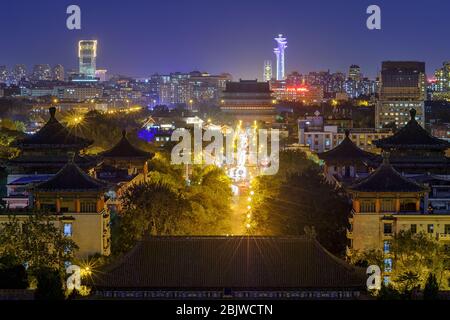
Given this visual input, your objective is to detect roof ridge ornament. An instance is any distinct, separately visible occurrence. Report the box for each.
[409,108,416,121]
[67,151,75,163]
[344,129,350,138]
[382,151,390,165]
[49,107,56,119]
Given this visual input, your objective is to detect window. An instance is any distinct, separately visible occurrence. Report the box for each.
[361,200,375,212]
[381,199,395,212]
[445,225,450,234]
[81,202,97,213]
[383,276,390,286]
[427,224,434,234]
[411,224,417,234]
[384,223,393,235]
[384,258,393,272]
[63,223,72,237]
[383,241,391,254]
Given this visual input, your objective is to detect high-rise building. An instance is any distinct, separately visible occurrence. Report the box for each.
[52,64,65,81]
[376,61,426,128]
[273,34,287,81]
[348,65,362,82]
[12,64,27,83]
[78,40,98,78]
[263,60,272,82]
[434,61,450,92]
[31,64,52,81]
[0,66,8,83]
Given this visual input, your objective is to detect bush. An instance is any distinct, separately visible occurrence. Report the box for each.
[34,267,65,300]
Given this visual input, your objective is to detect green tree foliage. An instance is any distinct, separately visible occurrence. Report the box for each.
[113,154,233,255]
[353,230,450,298]
[0,255,28,289]
[423,273,439,300]
[34,267,65,300]
[251,150,350,255]
[0,213,78,272]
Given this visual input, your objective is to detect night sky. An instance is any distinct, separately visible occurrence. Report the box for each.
[1,0,449,79]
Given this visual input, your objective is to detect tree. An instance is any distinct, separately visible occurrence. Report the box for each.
[252,157,351,255]
[112,155,233,255]
[34,267,65,300]
[423,273,439,300]
[0,213,78,272]
[0,255,28,289]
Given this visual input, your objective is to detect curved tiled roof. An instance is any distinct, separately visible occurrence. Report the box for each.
[101,130,153,159]
[374,109,450,150]
[348,154,428,193]
[92,236,366,290]
[13,107,92,149]
[33,153,107,192]
[318,130,376,164]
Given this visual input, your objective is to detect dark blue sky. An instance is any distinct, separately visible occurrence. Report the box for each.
[1,0,448,79]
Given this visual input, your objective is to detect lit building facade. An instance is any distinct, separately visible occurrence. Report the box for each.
[12,64,27,83]
[298,114,392,153]
[263,60,272,82]
[376,61,426,128]
[78,40,98,78]
[52,64,65,81]
[273,34,287,81]
[31,64,52,81]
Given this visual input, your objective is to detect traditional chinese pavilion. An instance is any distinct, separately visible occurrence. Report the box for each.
[8,107,95,174]
[31,153,110,257]
[318,130,378,184]
[99,129,154,176]
[373,109,450,174]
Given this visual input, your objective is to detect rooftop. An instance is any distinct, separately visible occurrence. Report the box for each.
[33,153,107,192]
[92,236,366,290]
[100,130,154,159]
[374,109,450,150]
[318,130,377,165]
[348,153,429,193]
[223,80,272,93]
[12,107,92,149]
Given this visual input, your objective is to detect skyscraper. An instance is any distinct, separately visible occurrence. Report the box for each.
[31,64,52,81]
[78,40,98,78]
[348,65,362,82]
[52,64,65,81]
[273,34,287,81]
[376,61,426,128]
[263,60,272,82]
[434,61,450,92]
[12,64,27,83]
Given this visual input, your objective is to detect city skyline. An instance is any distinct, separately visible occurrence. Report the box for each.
[1,0,449,79]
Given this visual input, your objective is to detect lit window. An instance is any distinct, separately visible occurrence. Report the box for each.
[384,258,393,272]
[383,276,390,286]
[427,224,434,234]
[64,223,72,237]
[383,241,391,253]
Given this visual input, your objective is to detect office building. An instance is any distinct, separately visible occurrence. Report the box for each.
[79,40,98,78]
[376,61,426,128]
[12,64,27,83]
